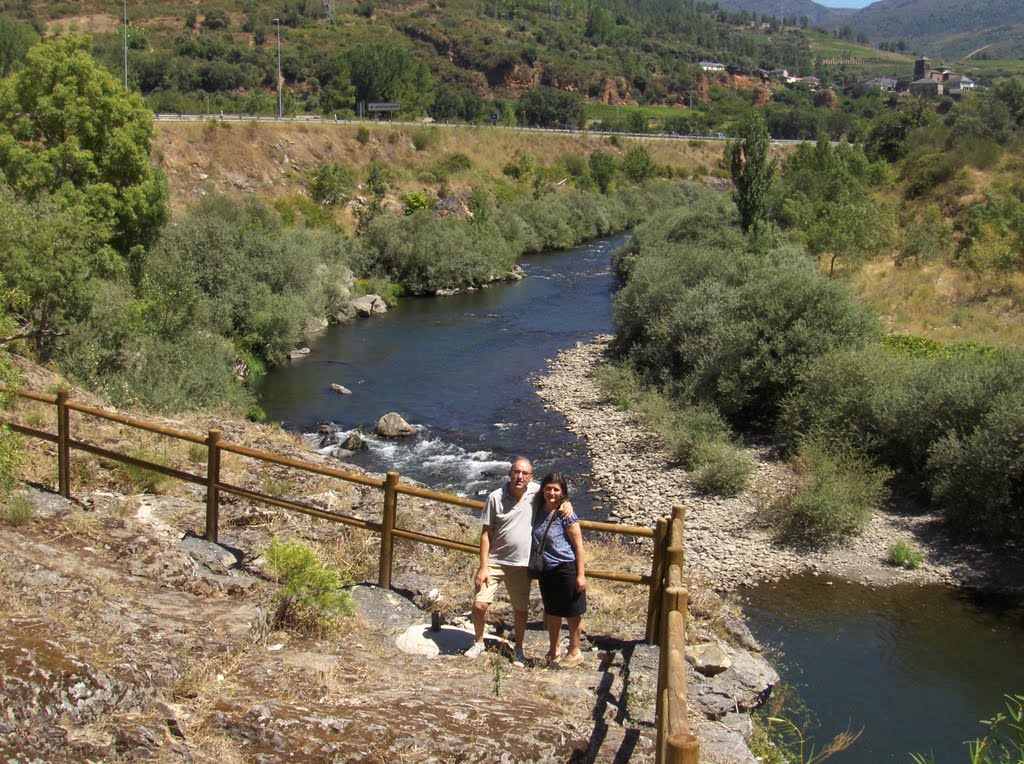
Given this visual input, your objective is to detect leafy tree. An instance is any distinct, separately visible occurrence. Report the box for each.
[0,35,169,254]
[863,101,938,163]
[727,112,777,232]
[622,146,655,183]
[517,86,584,128]
[201,8,230,31]
[590,151,616,194]
[0,17,39,77]
[0,184,115,356]
[307,163,354,206]
[346,43,432,117]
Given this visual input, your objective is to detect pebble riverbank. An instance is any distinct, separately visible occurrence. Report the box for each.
[534,336,1008,593]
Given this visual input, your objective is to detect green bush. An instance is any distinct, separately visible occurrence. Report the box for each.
[765,439,890,546]
[928,387,1024,541]
[403,191,433,216]
[888,541,924,569]
[307,163,354,206]
[356,125,370,144]
[611,195,877,424]
[264,537,353,636]
[411,128,438,151]
[692,440,754,497]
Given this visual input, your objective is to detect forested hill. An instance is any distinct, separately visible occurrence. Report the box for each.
[713,0,853,28]
[848,0,1024,59]
[1,0,816,118]
[710,0,1024,59]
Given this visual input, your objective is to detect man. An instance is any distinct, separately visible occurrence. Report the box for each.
[466,457,537,664]
[466,457,569,664]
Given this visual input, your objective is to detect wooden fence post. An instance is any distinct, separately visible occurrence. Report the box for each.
[378,471,399,590]
[205,429,221,543]
[645,517,669,645]
[666,734,700,764]
[56,391,70,498]
[656,581,685,762]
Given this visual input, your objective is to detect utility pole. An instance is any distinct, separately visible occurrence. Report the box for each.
[274,18,282,119]
[122,0,128,88]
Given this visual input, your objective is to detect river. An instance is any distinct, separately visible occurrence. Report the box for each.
[258,234,1024,762]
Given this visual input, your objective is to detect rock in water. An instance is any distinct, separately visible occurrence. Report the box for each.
[375,412,416,438]
[330,383,352,395]
[341,431,367,450]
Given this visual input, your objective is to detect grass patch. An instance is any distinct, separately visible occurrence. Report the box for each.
[117,447,175,494]
[888,540,924,570]
[2,494,34,526]
[764,439,890,546]
[264,537,354,637]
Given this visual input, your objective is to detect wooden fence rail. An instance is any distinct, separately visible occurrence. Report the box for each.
[654,505,700,764]
[3,388,657,606]
[5,386,697,758]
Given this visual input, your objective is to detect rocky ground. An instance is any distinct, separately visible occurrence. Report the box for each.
[534,336,1024,595]
[1,359,778,763]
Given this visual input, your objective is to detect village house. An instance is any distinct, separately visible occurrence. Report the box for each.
[699,61,726,72]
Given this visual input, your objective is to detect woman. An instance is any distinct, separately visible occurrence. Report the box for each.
[532,472,586,668]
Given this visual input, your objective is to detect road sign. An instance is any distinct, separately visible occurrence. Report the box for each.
[367,102,400,112]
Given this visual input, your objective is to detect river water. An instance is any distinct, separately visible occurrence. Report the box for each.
[258,234,1024,761]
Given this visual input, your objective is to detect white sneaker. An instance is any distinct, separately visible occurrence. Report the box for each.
[464,641,486,658]
[512,647,529,667]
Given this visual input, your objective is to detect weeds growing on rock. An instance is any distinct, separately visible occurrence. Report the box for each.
[264,537,354,636]
[750,684,862,764]
[117,446,174,494]
[2,493,34,526]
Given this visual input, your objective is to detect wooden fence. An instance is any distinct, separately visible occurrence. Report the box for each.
[4,387,697,762]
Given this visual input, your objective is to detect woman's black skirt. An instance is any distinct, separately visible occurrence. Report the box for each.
[539,562,587,618]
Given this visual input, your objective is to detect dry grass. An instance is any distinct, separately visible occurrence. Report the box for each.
[153,120,744,225]
[849,257,1024,347]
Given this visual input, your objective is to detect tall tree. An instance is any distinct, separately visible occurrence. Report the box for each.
[0,34,168,254]
[727,112,777,232]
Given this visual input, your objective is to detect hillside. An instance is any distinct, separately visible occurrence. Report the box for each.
[713,0,854,27]
[151,120,740,218]
[2,0,815,119]
[847,0,1024,58]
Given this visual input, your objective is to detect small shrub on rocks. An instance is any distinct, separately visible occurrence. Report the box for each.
[765,439,890,546]
[264,537,354,636]
[2,494,34,526]
[692,440,754,497]
[888,541,924,570]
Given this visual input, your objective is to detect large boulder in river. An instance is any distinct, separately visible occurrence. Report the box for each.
[352,295,388,317]
[375,412,416,438]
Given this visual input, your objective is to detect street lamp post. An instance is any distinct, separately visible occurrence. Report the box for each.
[273,18,282,119]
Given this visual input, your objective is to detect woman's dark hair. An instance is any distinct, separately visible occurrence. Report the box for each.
[535,472,569,508]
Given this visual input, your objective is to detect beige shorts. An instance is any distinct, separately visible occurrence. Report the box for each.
[473,563,531,612]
